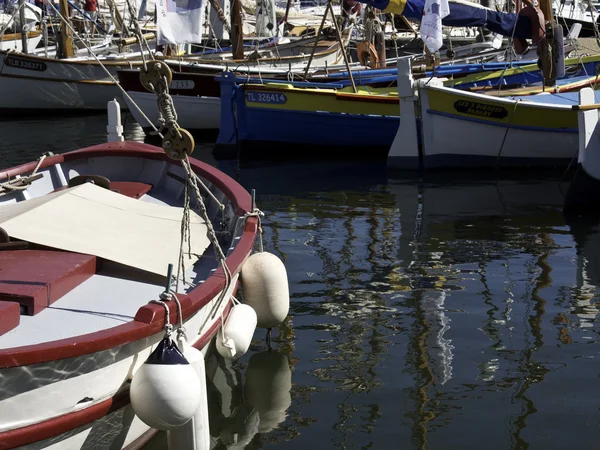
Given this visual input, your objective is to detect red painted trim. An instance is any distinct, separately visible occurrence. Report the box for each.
[0,141,256,368]
[0,305,231,449]
[0,302,20,336]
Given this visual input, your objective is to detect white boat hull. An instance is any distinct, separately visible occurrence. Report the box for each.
[0,51,132,111]
[123,91,221,130]
[419,86,578,168]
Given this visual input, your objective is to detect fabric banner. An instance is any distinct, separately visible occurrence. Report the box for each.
[156,0,204,45]
[420,0,450,53]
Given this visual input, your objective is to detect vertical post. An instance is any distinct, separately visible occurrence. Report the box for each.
[107,99,125,143]
[58,0,75,58]
[327,0,356,92]
[42,17,49,57]
[387,57,420,170]
[231,0,243,59]
[19,0,28,54]
[302,3,329,80]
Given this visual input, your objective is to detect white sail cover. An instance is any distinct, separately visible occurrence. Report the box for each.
[420,0,450,53]
[0,183,209,276]
[156,0,204,44]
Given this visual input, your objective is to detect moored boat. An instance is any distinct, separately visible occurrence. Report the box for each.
[0,139,259,449]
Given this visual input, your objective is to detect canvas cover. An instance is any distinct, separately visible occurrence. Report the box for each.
[0,183,209,277]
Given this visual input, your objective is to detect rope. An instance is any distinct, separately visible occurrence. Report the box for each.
[495,98,520,168]
[149,299,174,334]
[243,208,265,251]
[0,153,48,195]
[180,156,234,326]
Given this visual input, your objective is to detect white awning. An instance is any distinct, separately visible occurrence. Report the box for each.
[0,183,209,277]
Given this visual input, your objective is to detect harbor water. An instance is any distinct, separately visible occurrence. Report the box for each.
[3,114,600,449]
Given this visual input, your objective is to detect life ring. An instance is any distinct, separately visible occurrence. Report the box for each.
[513,5,545,55]
[357,41,380,69]
[68,174,111,190]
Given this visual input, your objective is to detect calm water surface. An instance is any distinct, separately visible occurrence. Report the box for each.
[3,115,600,449]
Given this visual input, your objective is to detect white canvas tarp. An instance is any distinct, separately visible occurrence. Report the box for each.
[0,183,209,276]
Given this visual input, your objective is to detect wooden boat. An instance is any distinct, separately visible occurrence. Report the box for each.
[0,140,259,448]
[215,73,400,160]
[414,82,585,169]
[0,33,344,113]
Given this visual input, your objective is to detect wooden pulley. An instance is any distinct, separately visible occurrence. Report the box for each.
[140,60,173,93]
[163,128,195,160]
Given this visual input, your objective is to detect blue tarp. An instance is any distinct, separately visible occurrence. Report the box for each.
[360,0,534,39]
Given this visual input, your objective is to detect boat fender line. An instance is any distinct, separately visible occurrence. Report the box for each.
[216,300,258,360]
[130,266,203,431]
[513,4,545,55]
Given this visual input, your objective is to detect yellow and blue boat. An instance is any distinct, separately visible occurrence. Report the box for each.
[215,72,401,160]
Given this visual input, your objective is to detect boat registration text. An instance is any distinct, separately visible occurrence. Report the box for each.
[169,80,195,90]
[5,55,47,72]
[246,91,287,105]
[453,100,508,119]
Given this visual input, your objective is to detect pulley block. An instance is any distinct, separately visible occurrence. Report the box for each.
[140,60,173,93]
[163,128,195,160]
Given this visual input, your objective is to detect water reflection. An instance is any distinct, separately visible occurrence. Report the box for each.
[205,348,293,449]
[246,172,600,449]
[3,116,600,449]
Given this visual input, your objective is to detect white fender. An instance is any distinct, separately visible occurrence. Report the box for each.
[167,338,211,450]
[241,252,290,329]
[216,303,258,360]
[244,351,292,433]
[130,338,202,431]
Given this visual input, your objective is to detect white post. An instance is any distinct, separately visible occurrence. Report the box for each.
[578,87,600,179]
[387,57,420,170]
[107,99,124,143]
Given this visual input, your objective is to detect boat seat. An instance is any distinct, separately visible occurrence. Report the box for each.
[108,181,153,199]
[0,301,20,336]
[52,176,153,200]
[0,250,98,316]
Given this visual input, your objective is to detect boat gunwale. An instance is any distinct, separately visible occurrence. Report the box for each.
[0,39,340,68]
[0,141,257,369]
[424,84,577,110]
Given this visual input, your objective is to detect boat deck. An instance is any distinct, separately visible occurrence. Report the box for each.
[0,152,241,350]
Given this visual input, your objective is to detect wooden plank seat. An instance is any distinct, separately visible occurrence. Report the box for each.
[0,301,20,336]
[0,250,97,316]
[52,176,153,200]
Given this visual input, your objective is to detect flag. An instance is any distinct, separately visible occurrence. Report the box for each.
[419,0,449,53]
[156,0,204,45]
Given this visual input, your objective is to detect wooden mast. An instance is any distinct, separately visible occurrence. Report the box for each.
[18,0,28,53]
[57,0,75,58]
[231,0,244,59]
